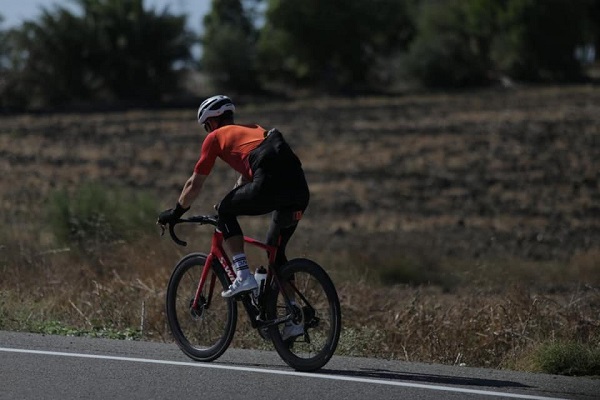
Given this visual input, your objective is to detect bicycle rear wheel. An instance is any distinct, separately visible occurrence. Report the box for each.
[166,253,237,362]
[267,258,341,371]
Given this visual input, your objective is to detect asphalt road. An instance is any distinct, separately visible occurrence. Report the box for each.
[0,331,597,400]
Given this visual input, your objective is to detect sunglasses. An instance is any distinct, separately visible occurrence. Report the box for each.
[203,122,211,132]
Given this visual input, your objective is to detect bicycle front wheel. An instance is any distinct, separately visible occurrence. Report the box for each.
[267,258,342,371]
[165,253,237,362]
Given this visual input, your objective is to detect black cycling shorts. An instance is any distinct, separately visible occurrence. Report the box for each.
[216,129,310,244]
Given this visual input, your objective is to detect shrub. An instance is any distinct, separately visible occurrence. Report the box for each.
[535,341,600,376]
[405,0,496,88]
[377,256,460,292]
[47,183,157,254]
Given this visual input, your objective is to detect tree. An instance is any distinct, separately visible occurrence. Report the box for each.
[0,16,31,109]
[9,7,92,105]
[405,0,590,88]
[80,0,193,100]
[591,1,600,53]
[0,15,8,93]
[1,0,193,109]
[258,0,416,91]
[494,0,588,81]
[201,0,260,92]
[405,0,502,88]
[0,14,7,70]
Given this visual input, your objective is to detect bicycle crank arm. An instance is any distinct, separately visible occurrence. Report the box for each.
[256,314,293,328]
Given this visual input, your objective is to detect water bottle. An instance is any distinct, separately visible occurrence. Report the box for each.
[254,266,268,298]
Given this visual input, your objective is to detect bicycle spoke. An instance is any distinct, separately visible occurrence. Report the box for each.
[166,254,237,362]
[177,270,226,346]
[268,259,341,371]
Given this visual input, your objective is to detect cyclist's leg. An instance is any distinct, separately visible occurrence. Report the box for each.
[265,164,309,264]
[216,169,280,282]
[218,163,308,263]
[216,173,278,297]
[266,212,300,266]
[216,171,276,240]
[265,185,308,308]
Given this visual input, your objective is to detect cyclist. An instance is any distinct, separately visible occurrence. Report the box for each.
[158,95,310,300]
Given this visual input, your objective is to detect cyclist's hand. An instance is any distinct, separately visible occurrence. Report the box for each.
[157,203,189,225]
[157,209,176,225]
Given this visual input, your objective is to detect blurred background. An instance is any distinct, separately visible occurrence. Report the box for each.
[0,0,598,109]
[0,0,599,375]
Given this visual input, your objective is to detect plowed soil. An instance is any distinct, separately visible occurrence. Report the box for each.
[2,85,599,267]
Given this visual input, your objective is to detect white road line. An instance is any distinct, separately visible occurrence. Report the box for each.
[0,347,568,400]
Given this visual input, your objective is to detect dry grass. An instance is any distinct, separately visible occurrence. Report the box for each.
[1,85,599,373]
[338,279,599,368]
[1,235,598,372]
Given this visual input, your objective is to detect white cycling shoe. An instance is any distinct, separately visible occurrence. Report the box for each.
[282,321,304,341]
[221,276,258,298]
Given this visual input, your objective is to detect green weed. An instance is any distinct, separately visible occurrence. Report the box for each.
[535,341,600,377]
[35,320,142,340]
[46,183,158,254]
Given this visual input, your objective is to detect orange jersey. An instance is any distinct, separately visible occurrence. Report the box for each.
[194,124,266,180]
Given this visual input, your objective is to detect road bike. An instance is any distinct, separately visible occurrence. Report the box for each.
[161,215,341,372]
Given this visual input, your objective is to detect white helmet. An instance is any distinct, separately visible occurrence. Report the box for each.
[197,95,235,124]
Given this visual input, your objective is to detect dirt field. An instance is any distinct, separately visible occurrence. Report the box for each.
[2,85,599,261]
[1,85,599,368]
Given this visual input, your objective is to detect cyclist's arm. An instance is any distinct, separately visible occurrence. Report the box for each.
[178,173,207,208]
[180,132,219,208]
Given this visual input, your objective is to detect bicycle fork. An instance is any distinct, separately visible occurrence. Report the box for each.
[191,253,223,311]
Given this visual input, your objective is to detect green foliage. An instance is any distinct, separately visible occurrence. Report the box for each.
[0,14,7,69]
[590,1,600,51]
[258,0,416,91]
[79,0,193,99]
[47,183,158,254]
[405,0,593,88]
[406,0,503,88]
[493,0,588,81]
[10,8,93,106]
[337,326,389,357]
[377,252,458,291]
[202,0,260,92]
[535,341,600,376]
[2,0,599,102]
[1,0,192,109]
[0,16,32,109]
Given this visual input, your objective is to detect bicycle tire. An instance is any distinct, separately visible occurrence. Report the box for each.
[266,258,341,371]
[165,253,237,362]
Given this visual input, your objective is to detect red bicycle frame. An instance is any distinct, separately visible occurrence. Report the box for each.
[191,228,279,310]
